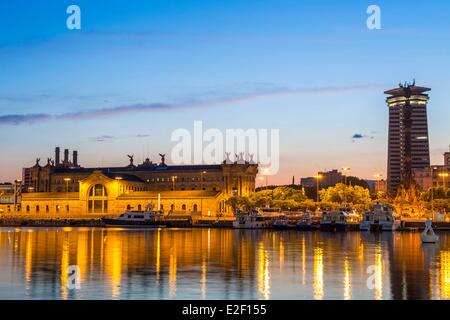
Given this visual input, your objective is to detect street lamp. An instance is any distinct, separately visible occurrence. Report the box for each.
[314,174,323,203]
[429,167,438,213]
[200,171,207,190]
[438,172,449,192]
[342,167,351,204]
[115,177,123,196]
[171,176,177,191]
[63,178,71,193]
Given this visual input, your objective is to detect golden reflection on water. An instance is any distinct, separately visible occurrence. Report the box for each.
[440,251,450,299]
[374,245,383,300]
[0,228,449,299]
[313,247,324,300]
[60,233,70,299]
[25,231,33,290]
[343,256,351,300]
[301,237,306,285]
[257,242,271,300]
[169,245,177,298]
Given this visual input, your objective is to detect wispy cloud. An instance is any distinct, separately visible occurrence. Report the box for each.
[92,133,151,143]
[352,133,375,142]
[0,84,385,126]
[92,135,116,142]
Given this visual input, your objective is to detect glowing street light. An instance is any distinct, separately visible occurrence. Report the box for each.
[314,174,323,203]
[63,177,71,193]
[171,176,177,191]
[438,172,449,191]
[115,177,123,196]
[341,167,351,204]
[200,171,207,190]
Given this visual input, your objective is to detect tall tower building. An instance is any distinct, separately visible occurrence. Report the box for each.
[384,82,431,195]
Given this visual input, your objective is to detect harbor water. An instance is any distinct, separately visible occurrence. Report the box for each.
[0,227,449,300]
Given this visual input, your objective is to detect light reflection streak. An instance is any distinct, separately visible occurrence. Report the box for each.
[60,233,70,300]
[343,256,351,300]
[313,247,324,300]
[301,237,306,285]
[201,255,207,299]
[440,250,450,299]
[257,242,271,300]
[374,246,383,300]
[24,231,33,291]
[169,246,177,298]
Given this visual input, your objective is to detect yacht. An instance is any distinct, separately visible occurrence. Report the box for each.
[233,208,281,229]
[296,213,320,231]
[320,206,360,232]
[273,212,303,230]
[360,203,401,231]
[102,204,164,228]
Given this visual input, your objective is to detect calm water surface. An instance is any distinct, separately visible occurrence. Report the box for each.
[0,227,449,300]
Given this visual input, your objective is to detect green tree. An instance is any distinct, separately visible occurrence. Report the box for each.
[318,183,371,208]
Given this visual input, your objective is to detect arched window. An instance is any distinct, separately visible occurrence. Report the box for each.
[182,204,186,211]
[88,184,108,213]
[46,205,49,212]
[127,204,131,210]
[193,204,198,212]
[138,204,142,211]
[36,205,39,212]
[26,205,30,212]
[66,205,70,212]
[170,204,175,211]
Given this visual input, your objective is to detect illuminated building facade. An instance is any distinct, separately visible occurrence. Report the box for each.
[18,147,258,217]
[385,82,431,195]
[413,151,450,191]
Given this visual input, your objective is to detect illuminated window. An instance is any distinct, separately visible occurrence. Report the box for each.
[88,184,108,213]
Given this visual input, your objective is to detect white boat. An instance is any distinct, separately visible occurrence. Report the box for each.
[360,203,401,231]
[273,212,304,230]
[320,206,360,232]
[102,204,164,228]
[421,218,439,243]
[233,208,281,229]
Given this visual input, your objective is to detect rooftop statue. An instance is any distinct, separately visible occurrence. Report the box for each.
[224,152,232,164]
[159,153,166,165]
[127,154,134,166]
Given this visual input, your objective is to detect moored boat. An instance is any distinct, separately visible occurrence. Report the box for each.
[320,206,360,232]
[360,203,401,232]
[102,204,164,228]
[233,207,281,229]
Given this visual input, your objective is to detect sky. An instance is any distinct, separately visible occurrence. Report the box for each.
[0,0,449,185]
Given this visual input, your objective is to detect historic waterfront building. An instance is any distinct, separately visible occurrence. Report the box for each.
[385,82,431,195]
[413,151,450,191]
[19,147,258,217]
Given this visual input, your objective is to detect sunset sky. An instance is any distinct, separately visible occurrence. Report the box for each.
[1,0,449,185]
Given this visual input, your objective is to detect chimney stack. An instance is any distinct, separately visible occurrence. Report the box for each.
[73,150,78,167]
[55,147,60,166]
[64,149,69,164]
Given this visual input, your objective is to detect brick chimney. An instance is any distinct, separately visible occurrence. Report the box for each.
[55,147,60,166]
[64,149,69,164]
[73,150,78,167]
